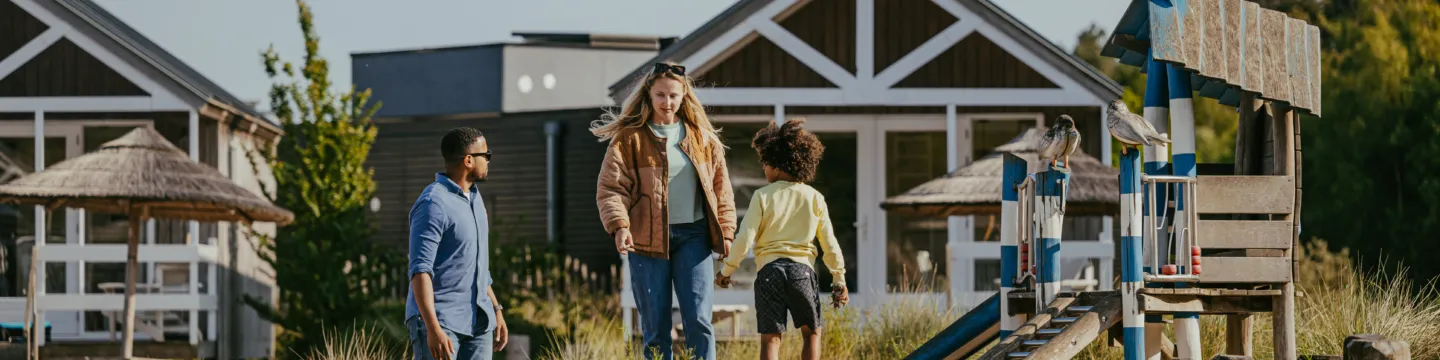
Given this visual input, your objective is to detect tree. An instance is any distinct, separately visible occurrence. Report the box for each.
[1071,24,1238,165]
[241,0,400,355]
[1300,0,1440,282]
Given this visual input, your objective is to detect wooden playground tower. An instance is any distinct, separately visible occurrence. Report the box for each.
[978,0,1322,359]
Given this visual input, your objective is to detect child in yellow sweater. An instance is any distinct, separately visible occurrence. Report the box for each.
[716,118,848,360]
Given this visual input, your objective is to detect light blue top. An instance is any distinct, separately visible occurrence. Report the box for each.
[405,173,496,337]
[649,121,706,224]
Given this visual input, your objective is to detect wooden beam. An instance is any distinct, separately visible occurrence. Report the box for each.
[1226,313,1254,356]
[1275,283,1297,359]
[1199,257,1292,283]
[1139,288,1282,296]
[0,96,187,112]
[979,297,1076,360]
[1198,220,1294,249]
[855,0,874,81]
[1025,294,1122,359]
[1141,294,1273,314]
[751,19,858,88]
[870,20,975,89]
[1196,176,1295,214]
[1109,33,1151,55]
[1259,8,1291,103]
[0,27,66,81]
[695,88,1103,106]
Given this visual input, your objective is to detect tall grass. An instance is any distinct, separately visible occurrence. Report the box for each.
[301,324,409,360]
[1072,239,1440,359]
[310,239,1440,359]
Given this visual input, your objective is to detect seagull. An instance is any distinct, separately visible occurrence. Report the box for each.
[1038,115,1081,169]
[1105,99,1172,155]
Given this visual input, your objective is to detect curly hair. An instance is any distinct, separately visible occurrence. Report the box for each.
[751,118,824,183]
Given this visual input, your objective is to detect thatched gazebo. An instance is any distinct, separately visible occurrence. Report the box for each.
[0,127,293,359]
[882,128,1119,219]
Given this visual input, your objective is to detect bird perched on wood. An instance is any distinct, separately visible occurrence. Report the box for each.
[1038,115,1081,169]
[1105,99,1171,155]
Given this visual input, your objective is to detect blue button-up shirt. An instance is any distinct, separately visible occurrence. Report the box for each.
[405,173,496,337]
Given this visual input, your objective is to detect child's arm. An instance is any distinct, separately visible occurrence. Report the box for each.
[815,195,846,286]
[720,192,764,278]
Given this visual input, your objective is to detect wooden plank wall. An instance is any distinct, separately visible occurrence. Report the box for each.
[369,109,617,273]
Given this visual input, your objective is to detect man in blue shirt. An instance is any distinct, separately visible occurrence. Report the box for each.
[406,127,508,360]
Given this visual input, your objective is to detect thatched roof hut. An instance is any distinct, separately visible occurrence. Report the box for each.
[0,127,291,358]
[881,128,1118,217]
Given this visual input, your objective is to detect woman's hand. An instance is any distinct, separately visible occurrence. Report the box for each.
[614,228,634,255]
[719,239,733,259]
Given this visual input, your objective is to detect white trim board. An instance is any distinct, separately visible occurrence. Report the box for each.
[697,88,1100,106]
[0,96,191,112]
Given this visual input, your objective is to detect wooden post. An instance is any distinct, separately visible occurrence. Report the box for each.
[122,205,149,359]
[999,154,1026,339]
[25,241,37,360]
[1225,313,1253,356]
[1120,147,1145,360]
[1344,334,1411,360]
[1272,106,1297,360]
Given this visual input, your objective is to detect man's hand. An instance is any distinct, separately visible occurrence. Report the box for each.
[614,228,634,255]
[715,272,733,288]
[426,323,455,360]
[831,285,849,309]
[493,312,509,352]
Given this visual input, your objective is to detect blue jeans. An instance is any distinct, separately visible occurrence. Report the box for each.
[409,318,494,360]
[629,220,716,360]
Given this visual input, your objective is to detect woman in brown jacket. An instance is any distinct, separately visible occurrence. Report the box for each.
[592,62,736,360]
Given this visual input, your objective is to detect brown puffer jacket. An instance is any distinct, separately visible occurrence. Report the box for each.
[596,123,737,259]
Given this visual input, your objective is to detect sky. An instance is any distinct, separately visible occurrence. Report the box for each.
[92,0,1131,110]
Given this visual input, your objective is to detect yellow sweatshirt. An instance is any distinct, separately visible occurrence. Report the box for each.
[720,181,846,286]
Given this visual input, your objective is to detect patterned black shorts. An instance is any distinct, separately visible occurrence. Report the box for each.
[754,258,823,334]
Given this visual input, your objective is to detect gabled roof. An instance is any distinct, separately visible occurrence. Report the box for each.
[54,0,277,129]
[607,0,1122,101]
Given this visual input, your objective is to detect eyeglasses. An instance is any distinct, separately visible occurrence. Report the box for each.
[469,152,492,161]
[653,63,686,76]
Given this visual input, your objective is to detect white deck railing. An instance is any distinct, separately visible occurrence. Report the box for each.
[19,243,219,345]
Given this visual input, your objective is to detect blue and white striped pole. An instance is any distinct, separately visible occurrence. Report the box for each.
[1000,154,1026,338]
[1142,56,1169,360]
[1167,63,1202,360]
[1120,143,1145,360]
[1034,168,1068,307]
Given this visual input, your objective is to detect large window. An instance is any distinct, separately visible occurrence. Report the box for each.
[885,132,948,292]
[718,123,858,293]
[0,137,68,297]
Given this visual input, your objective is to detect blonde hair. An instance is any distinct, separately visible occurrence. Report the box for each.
[590,62,723,149]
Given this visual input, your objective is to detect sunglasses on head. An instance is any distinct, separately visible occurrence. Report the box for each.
[653,63,686,76]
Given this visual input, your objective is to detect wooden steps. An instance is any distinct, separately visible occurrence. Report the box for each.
[980,291,1122,360]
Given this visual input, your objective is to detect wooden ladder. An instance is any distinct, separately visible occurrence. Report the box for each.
[979,291,1122,359]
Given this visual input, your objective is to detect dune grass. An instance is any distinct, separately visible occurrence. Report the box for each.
[307,239,1440,359]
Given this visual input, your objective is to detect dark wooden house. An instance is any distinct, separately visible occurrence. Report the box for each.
[351,33,663,278]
